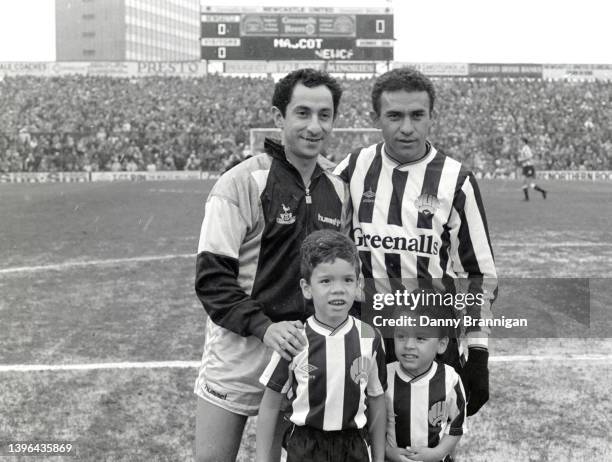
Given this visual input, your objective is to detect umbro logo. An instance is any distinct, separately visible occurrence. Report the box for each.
[296,363,318,380]
[298,363,318,374]
[361,188,376,204]
[276,203,296,225]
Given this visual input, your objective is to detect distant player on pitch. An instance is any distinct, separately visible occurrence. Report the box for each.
[518,137,547,201]
[385,303,466,462]
[257,230,387,462]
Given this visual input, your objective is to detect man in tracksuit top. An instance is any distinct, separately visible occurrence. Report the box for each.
[194,69,351,462]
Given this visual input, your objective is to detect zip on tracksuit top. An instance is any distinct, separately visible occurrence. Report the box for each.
[195,138,351,340]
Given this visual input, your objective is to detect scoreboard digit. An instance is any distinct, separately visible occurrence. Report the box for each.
[201,13,242,60]
[201,7,394,61]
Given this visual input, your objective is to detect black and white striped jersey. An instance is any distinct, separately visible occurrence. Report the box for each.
[334,142,497,340]
[259,315,387,431]
[386,361,466,453]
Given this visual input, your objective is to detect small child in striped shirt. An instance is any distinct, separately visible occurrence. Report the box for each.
[256,230,387,462]
[385,303,467,462]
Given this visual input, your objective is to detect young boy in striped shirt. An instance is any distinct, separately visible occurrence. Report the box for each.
[385,303,467,462]
[256,230,387,462]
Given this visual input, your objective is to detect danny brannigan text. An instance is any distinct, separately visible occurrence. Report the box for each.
[372,315,528,329]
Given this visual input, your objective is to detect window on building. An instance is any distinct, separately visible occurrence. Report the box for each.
[82,13,95,20]
[83,49,96,56]
[82,31,96,38]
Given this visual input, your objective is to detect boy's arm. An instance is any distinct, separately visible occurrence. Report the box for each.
[366,333,388,462]
[366,394,386,462]
[405,434,461,462]
[256,387,283,462]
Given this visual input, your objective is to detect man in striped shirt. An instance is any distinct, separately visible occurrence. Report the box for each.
[334,67,497,416]
[386,305,466,462]
[257,230,387,462]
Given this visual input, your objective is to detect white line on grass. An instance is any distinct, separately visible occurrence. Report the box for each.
[496,242,612,248]
[1,355,612,373]
[0,254,194,274]
[0,361,200,372]
[2,242,612,275]
[489,354,612,362]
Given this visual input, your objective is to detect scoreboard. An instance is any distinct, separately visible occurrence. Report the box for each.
[201,6,393,61]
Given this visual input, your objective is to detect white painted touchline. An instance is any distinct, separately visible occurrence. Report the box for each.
[0,254,195,274]
[1,355,612,373]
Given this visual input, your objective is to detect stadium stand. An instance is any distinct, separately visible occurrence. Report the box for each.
[1,75,610,173]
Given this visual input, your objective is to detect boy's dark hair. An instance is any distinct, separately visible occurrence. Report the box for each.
[300,230,359,282]
[371,67,436,116]
[272,68,343,119]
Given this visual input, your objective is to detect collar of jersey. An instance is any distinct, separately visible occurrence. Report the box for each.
[264,137,335,175]
[394,360,438,384]
[308,315,353,337]
[382,141,436,169]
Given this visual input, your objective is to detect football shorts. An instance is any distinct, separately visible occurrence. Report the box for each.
[194,317,273,416]
[285,425,370,462]
[522,166,535,177]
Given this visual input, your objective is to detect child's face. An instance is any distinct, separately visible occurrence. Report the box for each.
[300,258,358,328]
[394,325,448,377]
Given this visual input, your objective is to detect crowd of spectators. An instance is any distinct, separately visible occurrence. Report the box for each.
[0,74,610,174]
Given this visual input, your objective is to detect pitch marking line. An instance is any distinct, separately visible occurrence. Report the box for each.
[0,361,200,372]
[496,243,612,248]
[0,254,193,275]
[2,242,612,275]
[1,355,611,373]
[489,354,612,362]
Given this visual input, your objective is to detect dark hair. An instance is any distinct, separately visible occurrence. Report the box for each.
[371,67,436,116]
[300,230,359,282]
[521,137,529,144]
[272,68,343,119]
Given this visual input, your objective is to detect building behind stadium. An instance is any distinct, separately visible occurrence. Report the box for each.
[55,0,201,61]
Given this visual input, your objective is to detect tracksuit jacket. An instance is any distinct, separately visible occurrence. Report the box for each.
[195,138,351,340]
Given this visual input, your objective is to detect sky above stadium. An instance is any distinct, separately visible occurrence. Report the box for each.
[0,0,610,64]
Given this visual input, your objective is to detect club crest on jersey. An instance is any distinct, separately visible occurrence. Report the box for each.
[414,194,440,216]
[276,204,296,225]
[428,400,447,427]
[361,188,376,204]
[350,356,370,385]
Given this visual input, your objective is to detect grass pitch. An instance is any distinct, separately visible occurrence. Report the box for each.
[1,178,611,460]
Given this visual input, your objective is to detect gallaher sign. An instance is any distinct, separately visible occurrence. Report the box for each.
[468,63,543,78]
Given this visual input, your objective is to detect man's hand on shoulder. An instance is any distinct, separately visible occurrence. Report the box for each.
[263,321,306,361]
[460,346,489,416]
